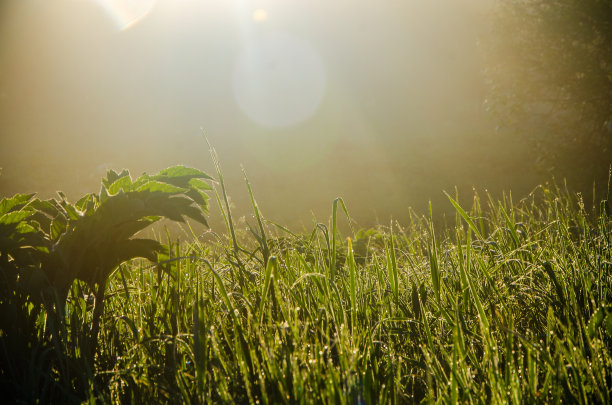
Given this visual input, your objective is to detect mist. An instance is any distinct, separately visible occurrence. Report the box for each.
[0,0,605,231]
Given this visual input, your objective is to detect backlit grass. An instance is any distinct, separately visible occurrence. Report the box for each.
[1,175,611,403]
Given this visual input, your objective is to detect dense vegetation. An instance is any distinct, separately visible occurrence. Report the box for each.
[1,163,611,403]
[484,0,612,171]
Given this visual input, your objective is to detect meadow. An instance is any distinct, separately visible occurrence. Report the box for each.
[1,162,611,404]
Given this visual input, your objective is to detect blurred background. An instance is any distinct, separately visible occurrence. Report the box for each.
[1,0,610,231]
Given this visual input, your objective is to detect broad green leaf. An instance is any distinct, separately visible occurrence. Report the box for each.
[112,238,162,264]
[188,177,213,191]
[50,217,68,240]
[15,222,37,235]
[0,193,36,215]
[156,165,213,180]
[75,193,96,212]
[130,175,152,190]
[47,199,71,222]
[59,200,81,220]
[112,219,159,241]
[99,184,110,203]
[30,199,61,218]
[0,210,35,226]
[136,181,186,194]
[153,166,214,189]
[178,204,209,226]
[94,194,147,224]
[108,175,134,195]
[27,211,53,233]
[142,197,189,223]
[103,168,130,188]
[185,189,209,209]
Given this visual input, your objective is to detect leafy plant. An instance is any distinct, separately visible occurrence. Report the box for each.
[40,166,212,301]
[3,162,612,403]
[0,165,213,400]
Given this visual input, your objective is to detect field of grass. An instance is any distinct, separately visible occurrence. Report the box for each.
[1,166,612,404]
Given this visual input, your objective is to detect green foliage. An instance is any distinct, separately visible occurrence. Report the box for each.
[484,0,612,167]
[2,166,612,403]
[0,165,212,402]
[8,166,212,299]
[50,166,210,297]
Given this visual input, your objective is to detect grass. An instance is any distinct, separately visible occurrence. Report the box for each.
[1,173,612,403]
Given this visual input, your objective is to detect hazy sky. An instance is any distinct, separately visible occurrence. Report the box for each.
[1,0,534,229]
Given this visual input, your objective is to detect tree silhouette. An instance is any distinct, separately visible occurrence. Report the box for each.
[483,0,612,170]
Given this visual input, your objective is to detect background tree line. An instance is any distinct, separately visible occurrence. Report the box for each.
[484,0,612,178]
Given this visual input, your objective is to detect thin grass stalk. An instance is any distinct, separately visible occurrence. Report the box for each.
[329,197,352,280]
[446,192,484,241]
[428,202,440,304]
[347,238,357,332]
[385,227,399,304]
[330,199,339,280]
[242,167,269,266]
[259,257,278,326]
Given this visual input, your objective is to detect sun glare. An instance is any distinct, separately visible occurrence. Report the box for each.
[252,9,268,22]
[94,0,157,30]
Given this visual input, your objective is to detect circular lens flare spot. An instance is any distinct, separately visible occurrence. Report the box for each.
[232,32,326,128]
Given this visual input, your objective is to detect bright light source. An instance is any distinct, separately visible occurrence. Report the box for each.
[252,9,268,22]
[94,0,157,31]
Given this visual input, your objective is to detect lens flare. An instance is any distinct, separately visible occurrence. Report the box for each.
[94,0,157,31]
[232,31,326,128]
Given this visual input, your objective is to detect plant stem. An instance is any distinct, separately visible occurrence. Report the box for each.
[89,281,106,365]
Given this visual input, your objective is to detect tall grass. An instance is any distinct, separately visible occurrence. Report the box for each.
[2,177,612,403]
